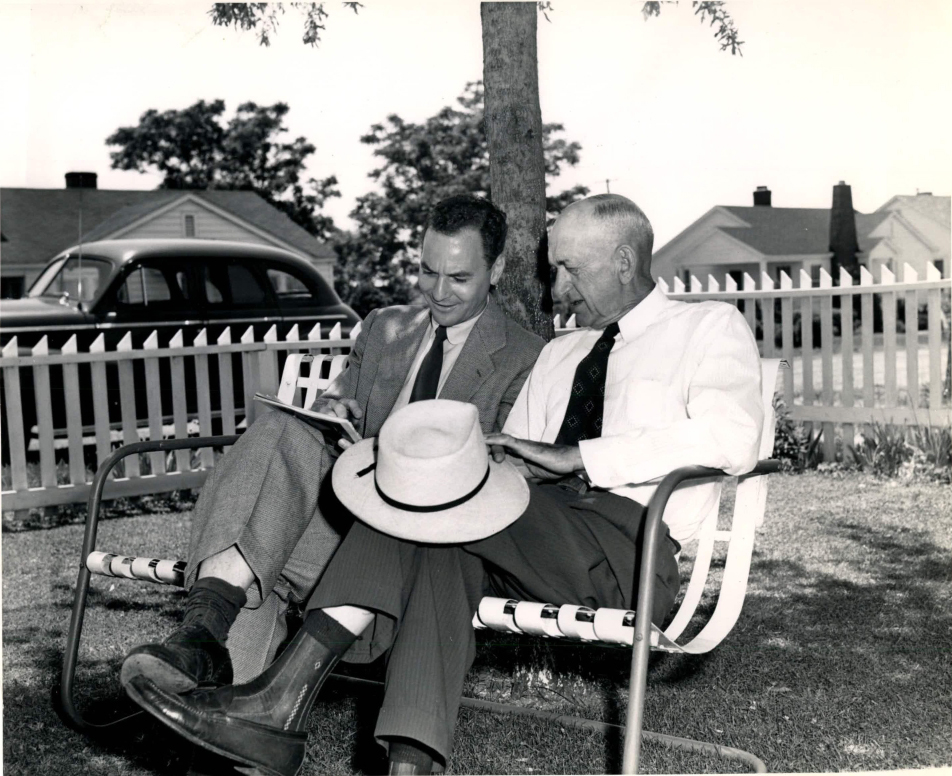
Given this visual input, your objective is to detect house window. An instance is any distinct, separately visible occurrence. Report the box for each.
[1,276,25,299]
[184,214,196,237]
[810,265,821,287]
[681,269,691,288]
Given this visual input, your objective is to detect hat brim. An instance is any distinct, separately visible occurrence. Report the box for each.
[332,437,530,544]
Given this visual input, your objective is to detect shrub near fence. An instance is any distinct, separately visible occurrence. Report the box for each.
[1,322,359,513]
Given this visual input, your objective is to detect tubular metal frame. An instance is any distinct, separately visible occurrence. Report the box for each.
[54,434,775,773]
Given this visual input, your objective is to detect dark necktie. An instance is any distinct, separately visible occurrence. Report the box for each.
[409,325,449,403]
[555,322,620,444]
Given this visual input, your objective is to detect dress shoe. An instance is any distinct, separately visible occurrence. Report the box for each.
[121,623,233,693]
[126,676,306,776]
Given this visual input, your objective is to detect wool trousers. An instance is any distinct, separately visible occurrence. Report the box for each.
[306,480,681,762]
[184,409,349,681]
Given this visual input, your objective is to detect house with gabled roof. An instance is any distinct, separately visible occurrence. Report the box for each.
[0,172,337,298]
[652,183,950,289]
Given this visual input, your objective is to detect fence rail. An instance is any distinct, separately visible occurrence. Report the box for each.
[3,266,949,511]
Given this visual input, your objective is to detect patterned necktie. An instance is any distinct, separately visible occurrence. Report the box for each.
[555,322,620,444]
[409,325,449,403]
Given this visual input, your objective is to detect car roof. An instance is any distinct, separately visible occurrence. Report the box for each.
[54,238,325,275]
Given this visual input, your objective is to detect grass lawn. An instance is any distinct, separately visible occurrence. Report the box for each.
[3,472,950,774]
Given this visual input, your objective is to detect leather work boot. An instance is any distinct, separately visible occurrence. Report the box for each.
[124,624,348,776]
[121,623,233,693]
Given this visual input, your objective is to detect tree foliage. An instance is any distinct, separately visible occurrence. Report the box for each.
[642,1,743,55]
[106,99,340,240]
[335,82,588,316]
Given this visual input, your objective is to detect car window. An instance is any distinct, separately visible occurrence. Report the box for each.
[200,262,271,306]
[266,265,338,308]
[29,256,113,302]
[115,262,192,308]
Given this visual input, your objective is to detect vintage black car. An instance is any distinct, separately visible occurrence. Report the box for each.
[0,238,359,351]
[0,240,360,461]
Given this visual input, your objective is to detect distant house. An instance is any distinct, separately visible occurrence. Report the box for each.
[652,183,950,289]
[0,172,337,298]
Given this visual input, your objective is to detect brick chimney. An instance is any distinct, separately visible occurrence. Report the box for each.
[829,180,859,279]
[753,186,771,206]
[65,172,98,189]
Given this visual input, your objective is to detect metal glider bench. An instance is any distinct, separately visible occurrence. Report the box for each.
[56,353,782,774]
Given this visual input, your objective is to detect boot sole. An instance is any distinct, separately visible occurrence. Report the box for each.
[121,654,197,694]
[124,680,302,776]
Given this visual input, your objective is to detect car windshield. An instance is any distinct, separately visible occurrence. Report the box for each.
[28,256,113,302]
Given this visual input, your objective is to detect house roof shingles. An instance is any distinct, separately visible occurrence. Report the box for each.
[717,206,891,257]
[0,188,335,268]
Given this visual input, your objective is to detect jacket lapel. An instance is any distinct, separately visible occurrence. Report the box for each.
[439,295,507,404]
[364,307,431,435]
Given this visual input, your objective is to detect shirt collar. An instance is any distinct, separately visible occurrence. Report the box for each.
[430,308,483,346]
[616,285,673,342]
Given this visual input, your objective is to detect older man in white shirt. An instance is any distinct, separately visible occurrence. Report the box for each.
[126,194,764,776]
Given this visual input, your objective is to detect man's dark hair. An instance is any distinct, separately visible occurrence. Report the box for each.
[426,195,508,266]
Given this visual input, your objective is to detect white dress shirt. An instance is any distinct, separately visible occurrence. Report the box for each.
[392,310,484,412]
[502,286,764,544]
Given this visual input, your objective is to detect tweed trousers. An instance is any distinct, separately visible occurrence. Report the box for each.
[185,409,349,682]
[306,481,681,762]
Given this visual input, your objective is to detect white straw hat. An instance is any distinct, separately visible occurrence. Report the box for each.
[332,400,529,543]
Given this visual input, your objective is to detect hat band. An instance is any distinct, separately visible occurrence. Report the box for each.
[375,465,491,513]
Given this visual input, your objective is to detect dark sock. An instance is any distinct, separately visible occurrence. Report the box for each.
[303,608,362,656]
[182,577,247,643]
[388,739,436,774]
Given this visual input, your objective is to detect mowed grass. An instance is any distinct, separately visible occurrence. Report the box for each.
[3,472,950,774]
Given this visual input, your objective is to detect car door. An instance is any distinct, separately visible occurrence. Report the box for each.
[198,258,282,344]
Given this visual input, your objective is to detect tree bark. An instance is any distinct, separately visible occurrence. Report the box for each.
[481,2,553,340]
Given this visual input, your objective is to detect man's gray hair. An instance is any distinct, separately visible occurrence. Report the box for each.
[587,194,655,260]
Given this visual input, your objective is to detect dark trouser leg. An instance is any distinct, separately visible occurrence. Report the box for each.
[305,522,486,762]
[304,482,680,763]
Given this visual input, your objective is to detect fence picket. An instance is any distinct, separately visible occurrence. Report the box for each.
[257,325,281,397]
[903,264,920,407]
[818,269,835,460]
[881,266,898,409]
[742,272,757,337]
[116,333,140,478]
[193,329,215,469]
[926,263,943,410]
[61,335,86,485]
[216,328,236,436]
[88,334,112,470]
[2,338,29,500]
[838,269,855,460]
[859,269,876,437]
[32,336,57,487]
[780,271,795,403]
[240,327,257,426]
[168,330,190,472]
[142,331,166,475]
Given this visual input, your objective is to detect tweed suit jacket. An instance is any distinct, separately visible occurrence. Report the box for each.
[320,295,544,438]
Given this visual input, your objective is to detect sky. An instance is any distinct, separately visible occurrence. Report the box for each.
[1,0,950,250]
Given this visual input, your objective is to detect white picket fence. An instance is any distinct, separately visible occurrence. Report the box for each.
[2,264,949,511]
[557,262,951,461]
[1,322,360,512]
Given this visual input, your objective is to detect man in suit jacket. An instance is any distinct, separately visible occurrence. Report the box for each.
[120,194,544,692]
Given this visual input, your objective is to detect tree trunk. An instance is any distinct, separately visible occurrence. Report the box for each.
[481,2,553,340]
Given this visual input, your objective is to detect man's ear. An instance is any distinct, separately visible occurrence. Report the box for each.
[615,245,637,284]
[489,255,506,286]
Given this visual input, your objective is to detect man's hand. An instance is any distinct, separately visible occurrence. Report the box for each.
[484,433,584,479]
[311,397,363,450]
[311,397,363,421]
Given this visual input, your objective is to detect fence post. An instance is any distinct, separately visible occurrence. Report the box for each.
[779,271,795,405]
[903,264,920,408]
[859,267,875,438]
[2,337,30,524]
[116,332,140,478]
[818,269,835,461]
[169,330,190,473]
[881,265,899,409]
[88,334,112,472]
[142,330,166,475]
[217,328,237,436]
[926,262,943,409]
[193,328,215,470]
[32,336,57,489]
[61,335,87,486]
[839,268,856,462]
